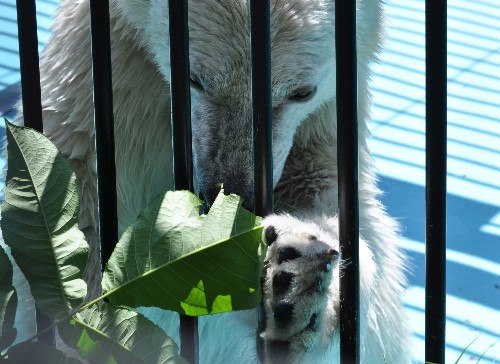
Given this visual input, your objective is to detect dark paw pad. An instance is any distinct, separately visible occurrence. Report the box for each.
[265,226,278,245]
[325,248,339,260]
[273,303,294,329]
[273,271,294,296]
[278,247,301,264]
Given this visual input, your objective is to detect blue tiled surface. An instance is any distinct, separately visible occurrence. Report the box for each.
[0,0,55,95]
[370,1,500,362]
[0,0,499,362]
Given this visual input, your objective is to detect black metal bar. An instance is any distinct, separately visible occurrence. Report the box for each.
[169,0,194,193]
[250,2,274,361]
[89,0,119,270]
[335,0,360,362]
[425,0,447,362]
[250,0,273,218]
[16,0,55,347]
[16,0,43,131]
[168,1,197,363]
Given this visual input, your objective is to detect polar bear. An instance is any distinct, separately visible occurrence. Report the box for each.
[13,0,411,363]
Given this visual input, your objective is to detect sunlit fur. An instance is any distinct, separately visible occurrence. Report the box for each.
[12,0,411,362]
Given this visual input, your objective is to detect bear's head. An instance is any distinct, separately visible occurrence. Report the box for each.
[117,0,383,209]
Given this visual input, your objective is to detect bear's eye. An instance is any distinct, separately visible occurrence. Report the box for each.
[288,86,317,102]
[190,75,204,91]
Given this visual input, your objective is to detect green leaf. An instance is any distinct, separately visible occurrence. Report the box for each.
[102,190,266,315]
[4,341,82,363]
[1,120,88,320]
[0,246,17,351]
[58,302,185,364]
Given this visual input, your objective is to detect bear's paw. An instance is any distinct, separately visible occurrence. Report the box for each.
[259,215,340,362]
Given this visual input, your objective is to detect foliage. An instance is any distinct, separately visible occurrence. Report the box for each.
[0,247,17,352]
[58,302,187,364]
[102,190,264,314]
[3,341,83,364]
[1,120,88,320]
[0,120,265,362]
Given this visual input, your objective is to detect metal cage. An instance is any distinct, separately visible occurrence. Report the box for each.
[14,0,447,363]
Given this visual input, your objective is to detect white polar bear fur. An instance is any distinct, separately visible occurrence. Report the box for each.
[11,0,411,362]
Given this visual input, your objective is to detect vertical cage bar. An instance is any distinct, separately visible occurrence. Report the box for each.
[250,0,273,217]
[89,0,119,270]
[168,1,197,363]
[425,0,447,362]
[16,0,43,131]
[335,0,360,362]
[169,0,194,193]
[16,0,55,347]
[250,1,273,361]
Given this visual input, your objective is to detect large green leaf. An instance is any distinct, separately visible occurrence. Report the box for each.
[1,120,88,320]
[58,302,186,364]
[0,245,17,351]
[4,341,82,364]
[102,190,266,315]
